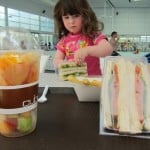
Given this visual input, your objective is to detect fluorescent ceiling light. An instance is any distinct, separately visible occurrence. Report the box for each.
[129,0,142,2]
[133,0,142,1]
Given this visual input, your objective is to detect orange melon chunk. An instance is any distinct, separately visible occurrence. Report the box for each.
[0,121,12,135]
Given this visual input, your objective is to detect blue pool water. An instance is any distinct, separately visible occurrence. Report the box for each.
[118,51,149,58]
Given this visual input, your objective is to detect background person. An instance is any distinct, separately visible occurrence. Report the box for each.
[109,31,120,56]
[109,31,119,51]
[20,40,27,49]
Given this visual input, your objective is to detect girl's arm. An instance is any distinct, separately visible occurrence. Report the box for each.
[53,50,65,68]
[74,39,113,64]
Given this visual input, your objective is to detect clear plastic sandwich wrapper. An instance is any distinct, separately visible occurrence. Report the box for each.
[100,56,150,139]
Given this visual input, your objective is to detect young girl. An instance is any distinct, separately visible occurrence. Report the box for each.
[53,0,113,75]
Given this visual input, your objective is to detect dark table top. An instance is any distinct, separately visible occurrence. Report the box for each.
[1,88,150,150]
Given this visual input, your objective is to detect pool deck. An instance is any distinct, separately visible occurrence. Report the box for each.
[118,51,149,58]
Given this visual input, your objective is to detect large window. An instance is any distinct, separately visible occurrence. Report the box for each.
[40,16,54,32]
[0,5,55,50]
[0,6,5,26]
[8,8,40,31]
[5,7,54,33]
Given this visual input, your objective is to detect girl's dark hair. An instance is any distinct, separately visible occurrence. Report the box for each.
[53,0,103,39]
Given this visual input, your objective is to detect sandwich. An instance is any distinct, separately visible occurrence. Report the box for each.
[58,61,87,80]
[101,57,149,134]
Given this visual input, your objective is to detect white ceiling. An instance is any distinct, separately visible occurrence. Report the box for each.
[33,0,150,8]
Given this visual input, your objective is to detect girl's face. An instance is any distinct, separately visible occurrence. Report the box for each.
[62,14,83,34]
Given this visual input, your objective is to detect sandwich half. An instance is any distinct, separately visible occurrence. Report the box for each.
[58,62,87,80]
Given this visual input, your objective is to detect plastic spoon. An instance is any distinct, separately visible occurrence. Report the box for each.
[38,85,49,103]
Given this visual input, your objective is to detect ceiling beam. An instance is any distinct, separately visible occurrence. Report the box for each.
[106,0,116,8]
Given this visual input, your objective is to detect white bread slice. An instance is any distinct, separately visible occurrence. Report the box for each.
[101,60,113,128]
[140,63,150,130]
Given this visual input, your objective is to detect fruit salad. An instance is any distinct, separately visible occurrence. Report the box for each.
[0,108,37,137]
[0,51,40,137]
[0,51,40,86]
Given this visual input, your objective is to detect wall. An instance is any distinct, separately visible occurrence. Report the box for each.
[95,8,150,36]
[114,8,150,35]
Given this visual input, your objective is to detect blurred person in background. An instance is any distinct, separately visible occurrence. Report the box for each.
[109,31,120,56]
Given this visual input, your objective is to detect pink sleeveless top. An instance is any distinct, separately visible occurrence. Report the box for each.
[55,32,106,75]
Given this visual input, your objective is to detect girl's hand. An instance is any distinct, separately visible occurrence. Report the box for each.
[74,48,88,65]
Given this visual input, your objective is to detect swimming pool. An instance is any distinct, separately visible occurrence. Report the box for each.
[118,51,149,58]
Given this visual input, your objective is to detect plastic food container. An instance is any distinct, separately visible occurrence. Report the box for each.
[100,56,150,138]
[73,76,102,102]
[0,27,41,137]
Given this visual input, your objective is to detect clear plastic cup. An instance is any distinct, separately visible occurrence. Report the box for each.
[0,27,41,137]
